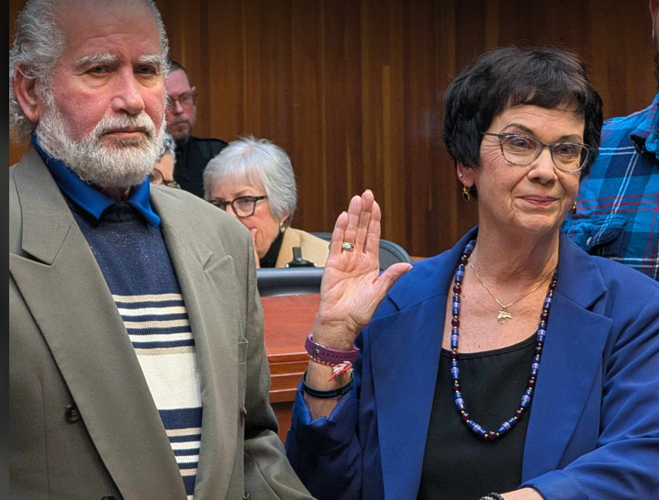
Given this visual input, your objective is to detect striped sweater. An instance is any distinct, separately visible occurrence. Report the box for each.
[73,202,202,500]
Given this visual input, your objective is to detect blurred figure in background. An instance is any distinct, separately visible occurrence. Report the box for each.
[150,133,179,188]
[563,0,659,280]
[165,60,226,197]
[204,136,330,268]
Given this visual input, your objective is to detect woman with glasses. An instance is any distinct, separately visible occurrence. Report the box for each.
[204,136,330,268]
[286,47,659,500]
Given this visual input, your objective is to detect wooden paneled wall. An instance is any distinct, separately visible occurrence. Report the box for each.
[9,0,656,257]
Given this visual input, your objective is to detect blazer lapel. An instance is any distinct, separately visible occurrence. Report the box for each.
[522,233,610,481]
[369,300,445,500]
[10,155,186,499]
[152,189,242,500]
[368,230,470,500]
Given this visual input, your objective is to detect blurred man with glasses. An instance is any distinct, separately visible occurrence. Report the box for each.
[563,0,659,280]
[165,60,226,197]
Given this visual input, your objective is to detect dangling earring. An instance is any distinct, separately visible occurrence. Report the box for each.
[571,201,577,215]
[462,185,471,202]
[279,220,286,233]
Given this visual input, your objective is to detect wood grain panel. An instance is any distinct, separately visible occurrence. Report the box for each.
[9,0,656,259]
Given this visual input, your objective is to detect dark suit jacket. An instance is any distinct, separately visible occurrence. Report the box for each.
[287,228,659,500]
[174,135,227,197]
[9,148,313,500]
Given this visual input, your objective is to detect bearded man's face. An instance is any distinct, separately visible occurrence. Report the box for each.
[35,0,166,188]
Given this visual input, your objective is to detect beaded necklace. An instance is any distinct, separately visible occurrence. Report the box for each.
[450,239,558,441]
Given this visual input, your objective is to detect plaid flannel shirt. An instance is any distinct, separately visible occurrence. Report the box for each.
[563,93,659,280]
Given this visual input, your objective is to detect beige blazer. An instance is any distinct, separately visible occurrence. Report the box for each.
[9,148,313,500]
[275,228,330,268]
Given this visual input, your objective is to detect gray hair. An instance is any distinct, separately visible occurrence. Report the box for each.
[9,0,170,145]
[159,132,177,162]
[204,136,298,226]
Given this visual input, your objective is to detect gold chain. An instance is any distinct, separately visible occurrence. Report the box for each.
[469,262,549,323]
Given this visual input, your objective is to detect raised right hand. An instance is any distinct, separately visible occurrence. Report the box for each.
[313,190,412,349]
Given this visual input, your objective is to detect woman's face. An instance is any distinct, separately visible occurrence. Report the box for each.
[207,181,286,259]
[460,105,584,238]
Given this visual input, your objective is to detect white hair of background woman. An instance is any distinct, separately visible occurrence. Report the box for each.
[204,136,298,227]
[9,0,170,145]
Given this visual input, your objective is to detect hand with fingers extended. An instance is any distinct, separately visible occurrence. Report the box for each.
[313,190,412,349]
[305,191,411,417]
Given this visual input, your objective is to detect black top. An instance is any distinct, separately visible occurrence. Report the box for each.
[259,230,285,268]
[174,135,228,198]
[417,334,536,500]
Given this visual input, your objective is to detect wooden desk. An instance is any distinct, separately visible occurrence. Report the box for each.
[263,294,319,442]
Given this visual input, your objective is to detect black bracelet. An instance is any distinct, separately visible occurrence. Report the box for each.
[301,371,354,399]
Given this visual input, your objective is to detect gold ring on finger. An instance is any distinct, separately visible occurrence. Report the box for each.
[341,242,355,251]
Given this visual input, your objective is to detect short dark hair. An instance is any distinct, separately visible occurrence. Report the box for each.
[168,59,190,80]
[442,47,603,181]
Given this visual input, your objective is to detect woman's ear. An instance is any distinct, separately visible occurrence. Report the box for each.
[13,63,42,123]
[456,162,474,186]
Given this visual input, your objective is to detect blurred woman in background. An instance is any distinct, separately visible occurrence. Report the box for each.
[204,136,329,268]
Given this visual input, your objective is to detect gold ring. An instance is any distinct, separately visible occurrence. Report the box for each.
[341,242,355,251]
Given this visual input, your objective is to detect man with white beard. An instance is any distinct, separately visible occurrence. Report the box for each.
[8,1,313,499]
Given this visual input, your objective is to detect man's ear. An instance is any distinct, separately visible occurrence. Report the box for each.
[13,63,42,123]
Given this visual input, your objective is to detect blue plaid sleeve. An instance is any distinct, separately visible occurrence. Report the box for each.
[563,93,659,280]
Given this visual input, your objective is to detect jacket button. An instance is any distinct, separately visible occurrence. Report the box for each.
[64,404,81,423]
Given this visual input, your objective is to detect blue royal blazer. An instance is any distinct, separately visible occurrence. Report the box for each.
[287,228,659,500]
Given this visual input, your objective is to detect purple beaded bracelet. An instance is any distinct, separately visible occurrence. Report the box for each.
[305,333,360,365]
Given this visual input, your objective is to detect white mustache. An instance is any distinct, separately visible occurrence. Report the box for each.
[93,114,157,141]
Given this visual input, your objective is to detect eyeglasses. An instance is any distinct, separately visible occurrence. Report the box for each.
[482,132,592,172]
[210,195,268,218]
[167,91,197,109]
[148,169,181,189]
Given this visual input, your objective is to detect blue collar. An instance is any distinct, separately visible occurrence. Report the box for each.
[32,136,161,227]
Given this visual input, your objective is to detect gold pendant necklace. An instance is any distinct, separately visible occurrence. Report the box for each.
[469,262,547,324]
